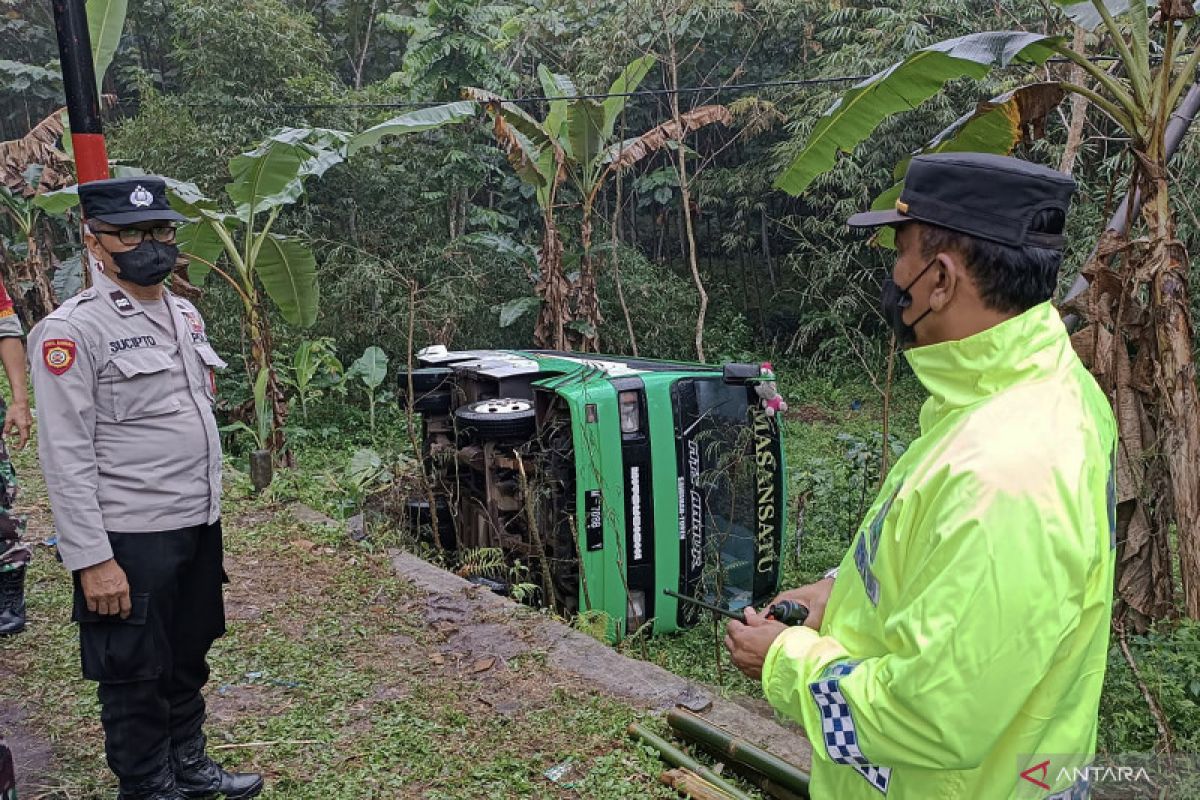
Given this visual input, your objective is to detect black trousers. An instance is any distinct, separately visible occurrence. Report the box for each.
[72,521,226,789]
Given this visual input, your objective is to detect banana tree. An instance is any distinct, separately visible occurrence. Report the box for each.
[1,107,90,323]
[0,183,64,324]
[463,59,731,351]
[32,128,354,458]
[776,7,1200,626]
[350,57,728,351]
[168,127,350,458]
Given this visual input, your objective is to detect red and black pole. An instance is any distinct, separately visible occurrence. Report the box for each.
[50,0,110,184]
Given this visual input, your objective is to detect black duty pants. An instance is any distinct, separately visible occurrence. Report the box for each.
[72,521,226,789]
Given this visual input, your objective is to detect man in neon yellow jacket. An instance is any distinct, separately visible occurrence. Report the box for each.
[727,153,1117,800]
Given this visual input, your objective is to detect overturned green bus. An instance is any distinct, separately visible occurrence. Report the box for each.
[401,347,786,639]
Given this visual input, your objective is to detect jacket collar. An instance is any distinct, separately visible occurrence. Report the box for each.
[904,301,1076,433]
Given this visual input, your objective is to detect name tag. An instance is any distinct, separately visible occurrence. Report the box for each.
[109,335,158,353]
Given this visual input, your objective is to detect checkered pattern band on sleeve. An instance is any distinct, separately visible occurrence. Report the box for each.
[809,661,892,795]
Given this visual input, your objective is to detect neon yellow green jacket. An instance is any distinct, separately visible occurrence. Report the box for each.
[763,302,1117,799]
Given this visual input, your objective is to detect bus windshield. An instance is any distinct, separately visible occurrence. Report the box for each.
[672,377,783,625]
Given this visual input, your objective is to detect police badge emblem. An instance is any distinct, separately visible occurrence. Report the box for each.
[129,185,154,207]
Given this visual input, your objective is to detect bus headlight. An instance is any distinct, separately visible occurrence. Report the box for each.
[626,589,646,633]
[619,391,641,433]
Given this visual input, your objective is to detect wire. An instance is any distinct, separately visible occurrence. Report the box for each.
[117,52,1173,113]
[125,74,875,112]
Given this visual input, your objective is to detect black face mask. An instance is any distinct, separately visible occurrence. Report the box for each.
[880,257,937,345]
[108,240,178,287]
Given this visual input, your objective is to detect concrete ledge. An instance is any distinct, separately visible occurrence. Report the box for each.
[390,549,813,772]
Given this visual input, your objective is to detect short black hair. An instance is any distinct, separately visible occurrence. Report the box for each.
[918,208,1065,313]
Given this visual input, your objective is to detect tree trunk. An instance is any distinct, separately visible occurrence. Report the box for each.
[247,301,292,466]
[21,230,59,322]
[761,210,777,291]
[612,160,639,356]
[1071,168,1200,628]
[351,0,378,91]
[664,32,708,362]
[533,211,569,350]
[1070,300,1175,630]
[1141,173,1200,619]
[1058,25,1090,176]
[577,200,602,352]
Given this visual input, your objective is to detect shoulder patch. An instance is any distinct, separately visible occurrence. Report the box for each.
[181,309,205,335]
[42,338,77,375]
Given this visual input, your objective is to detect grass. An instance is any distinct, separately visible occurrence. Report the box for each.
[0,428,692,799]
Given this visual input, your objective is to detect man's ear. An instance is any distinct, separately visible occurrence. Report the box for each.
[83,229,109,272]
[84,228,104,259]
[927,251,961,313]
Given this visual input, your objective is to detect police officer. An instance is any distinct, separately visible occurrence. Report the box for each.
[28,177,263,800]
[0,273,32,636]
[726,154,1117,799]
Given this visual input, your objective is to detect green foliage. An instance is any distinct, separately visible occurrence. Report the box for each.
[594,245,752,361]
[177,127,344,327]
[378,0,518,100]
[311,239,534,357]
[220,366,273,450]
[283,337,343,422]
[346,345,389,432]
[1098,620,1200,755]
[171,0,333,103]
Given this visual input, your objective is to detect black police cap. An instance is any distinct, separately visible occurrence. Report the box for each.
[79,176,188,226]
[847,152,1075,249]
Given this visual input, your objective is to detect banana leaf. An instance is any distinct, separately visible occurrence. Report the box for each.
[775,31,1062,196]
[538,65,576,142]
[347,101,478,154]
[255,234,318,327]
[602,56,656,142]
[86,0,127,94]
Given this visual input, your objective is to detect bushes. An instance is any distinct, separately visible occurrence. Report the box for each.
[596,245,752,362]
[1098,620,1200,755]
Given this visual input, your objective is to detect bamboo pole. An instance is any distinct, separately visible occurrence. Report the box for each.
[627,724,755,800]
[666,709,811,798]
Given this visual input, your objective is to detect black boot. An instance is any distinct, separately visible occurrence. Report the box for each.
[172,733,263,799]
[0,567,25,636]
[117,761,187,800]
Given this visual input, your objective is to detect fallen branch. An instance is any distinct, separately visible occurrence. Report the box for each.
[661,767,739,800]
[1115,620,1176,756]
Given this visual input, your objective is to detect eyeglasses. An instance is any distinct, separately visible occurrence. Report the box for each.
[92,226,177,246]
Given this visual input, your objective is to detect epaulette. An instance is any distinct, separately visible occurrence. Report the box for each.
[46,287,99,320]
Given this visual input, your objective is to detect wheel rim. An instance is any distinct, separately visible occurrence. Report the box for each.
[472,399,532,415]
